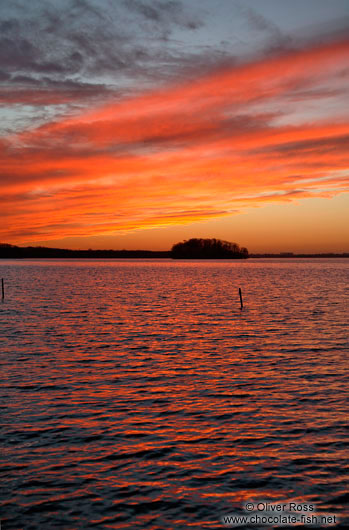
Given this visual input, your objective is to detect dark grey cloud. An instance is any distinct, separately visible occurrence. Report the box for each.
[236,2,292,51]
[125,0,203,35]
[0,69,11,81]
[0,83,116,105]
[0,0,212,137]
[254,135,349,157]
[0,0,204,102]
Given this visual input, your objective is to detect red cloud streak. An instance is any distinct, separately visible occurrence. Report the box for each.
[1,39,348,243]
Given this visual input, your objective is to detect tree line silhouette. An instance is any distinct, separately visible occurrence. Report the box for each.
[0,244,169,259]
[1,242,347,259]
[171,238,249,259]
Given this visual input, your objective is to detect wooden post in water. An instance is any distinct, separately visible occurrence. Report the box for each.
[239,287,243,310]
[1,278,4,300]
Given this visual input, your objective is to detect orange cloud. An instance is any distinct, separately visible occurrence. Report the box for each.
[1,38,348,244]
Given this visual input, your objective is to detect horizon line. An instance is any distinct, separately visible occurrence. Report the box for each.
[1,243,348,257]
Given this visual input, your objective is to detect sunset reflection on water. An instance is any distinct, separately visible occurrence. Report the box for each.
[1,259,348,529]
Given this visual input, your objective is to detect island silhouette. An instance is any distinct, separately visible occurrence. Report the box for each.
[171,238,248,259]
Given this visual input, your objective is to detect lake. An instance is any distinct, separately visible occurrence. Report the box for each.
[1,258,348,529]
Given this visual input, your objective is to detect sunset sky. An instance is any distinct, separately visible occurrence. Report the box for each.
[1,0,348,252]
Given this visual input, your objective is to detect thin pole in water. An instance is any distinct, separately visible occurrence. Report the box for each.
[239,287,243,310]
[1,278,4,300]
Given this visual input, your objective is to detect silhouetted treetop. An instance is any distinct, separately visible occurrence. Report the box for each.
[171,238,249,259]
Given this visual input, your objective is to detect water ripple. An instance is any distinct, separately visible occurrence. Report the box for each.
[0,258,348,529]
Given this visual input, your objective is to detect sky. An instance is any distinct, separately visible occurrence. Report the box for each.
[1,0,348,253]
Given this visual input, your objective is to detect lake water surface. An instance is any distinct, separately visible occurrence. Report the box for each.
[1,259,348,529]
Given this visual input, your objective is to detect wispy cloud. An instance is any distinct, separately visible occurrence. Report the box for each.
[0,0,204,120]
[1,31,348,244]
[236,1,292,50]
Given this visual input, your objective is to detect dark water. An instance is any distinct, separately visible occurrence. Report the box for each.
[1,259,348,529]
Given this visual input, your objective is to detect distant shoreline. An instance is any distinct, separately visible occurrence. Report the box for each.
[249,253,349,258]
[0,244,348,259]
